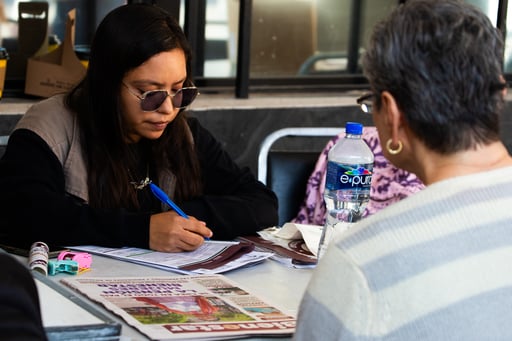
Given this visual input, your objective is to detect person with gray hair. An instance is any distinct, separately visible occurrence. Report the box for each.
[294,0,512,339]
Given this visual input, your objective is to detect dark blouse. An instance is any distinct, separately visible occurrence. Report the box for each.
[0,117,278,250]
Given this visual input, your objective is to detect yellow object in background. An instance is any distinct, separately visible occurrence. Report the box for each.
[47,36,88,69]
[0,47,9,99]
[75,45,90,69]
[48,34,61,52]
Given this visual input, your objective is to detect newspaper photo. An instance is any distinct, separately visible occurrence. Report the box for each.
[61,275,296,340]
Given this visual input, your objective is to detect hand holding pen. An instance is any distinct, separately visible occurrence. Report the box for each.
[148,183,212,252]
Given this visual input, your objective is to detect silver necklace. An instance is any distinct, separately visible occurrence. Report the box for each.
[129,164,151,190]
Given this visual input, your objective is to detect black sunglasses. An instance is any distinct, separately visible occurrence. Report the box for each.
[123,83,200,111]
[356,92,375,114]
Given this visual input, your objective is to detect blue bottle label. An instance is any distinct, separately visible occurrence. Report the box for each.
[325,161,373,190]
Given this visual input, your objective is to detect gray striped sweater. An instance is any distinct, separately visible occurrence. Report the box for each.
[294,165,512,340]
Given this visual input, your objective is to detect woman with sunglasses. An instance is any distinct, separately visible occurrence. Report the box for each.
[0,4,278,252]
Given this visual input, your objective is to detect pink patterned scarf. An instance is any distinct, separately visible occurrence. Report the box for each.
[292,127,425,225]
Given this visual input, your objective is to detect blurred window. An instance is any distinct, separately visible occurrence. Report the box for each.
[199,0,397,79]
[0,0,510,96]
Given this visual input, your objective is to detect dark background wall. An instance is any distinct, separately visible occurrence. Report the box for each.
[1,102,512,179]
[189,105,374,178]
[190,102,512,178]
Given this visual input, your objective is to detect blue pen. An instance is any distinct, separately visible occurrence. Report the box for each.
[149,183,210,241]
[150,183,188,218]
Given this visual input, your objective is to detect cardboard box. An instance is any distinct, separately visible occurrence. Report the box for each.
[25,9,86,98]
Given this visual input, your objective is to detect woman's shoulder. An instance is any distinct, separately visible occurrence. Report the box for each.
[18,94,73,129]
[16,94,74,132]
[14,94,78,157]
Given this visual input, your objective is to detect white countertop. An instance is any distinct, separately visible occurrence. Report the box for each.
[31,253,314,341]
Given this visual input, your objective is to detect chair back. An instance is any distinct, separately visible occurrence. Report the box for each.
[258,127,341,225]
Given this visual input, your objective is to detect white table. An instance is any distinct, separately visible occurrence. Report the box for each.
[35,253,314,340]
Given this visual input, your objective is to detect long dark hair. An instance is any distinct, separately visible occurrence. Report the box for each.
[65,3,202,209]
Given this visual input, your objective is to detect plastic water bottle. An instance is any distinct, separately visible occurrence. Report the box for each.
[317,122,374,259]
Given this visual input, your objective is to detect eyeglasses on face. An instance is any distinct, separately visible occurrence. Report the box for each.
[123,82,200,111]
[356,92,375,114]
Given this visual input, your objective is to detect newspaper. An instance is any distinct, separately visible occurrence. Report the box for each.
[239,235,317,268]
[70,240,273,275]
[240,223,323,268]
[61,275,296,340]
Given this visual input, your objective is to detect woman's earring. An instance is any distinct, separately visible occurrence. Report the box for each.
[386,139,403,155]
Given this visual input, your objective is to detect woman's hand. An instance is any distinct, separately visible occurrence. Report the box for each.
[149,211,213,252]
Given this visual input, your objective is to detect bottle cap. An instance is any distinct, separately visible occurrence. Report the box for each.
[345,122,363,135]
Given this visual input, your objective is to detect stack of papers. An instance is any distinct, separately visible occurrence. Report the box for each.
[70,240,272,275]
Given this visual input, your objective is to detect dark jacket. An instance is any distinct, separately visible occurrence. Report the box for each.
[0,97,277,250]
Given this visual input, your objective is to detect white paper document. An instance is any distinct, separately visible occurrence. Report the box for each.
[70,240,272,275]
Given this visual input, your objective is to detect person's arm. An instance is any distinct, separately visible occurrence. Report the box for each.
[180,118,278,240]
[293,246,371,340]
[0,129,150,250]
[0,252,48,341]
